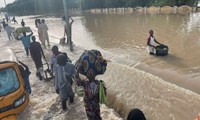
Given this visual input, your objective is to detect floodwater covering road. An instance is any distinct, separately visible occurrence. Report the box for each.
[0,16,122,120]
[1,12,200,120]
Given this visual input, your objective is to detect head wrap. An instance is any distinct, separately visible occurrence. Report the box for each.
[76,50,107,79]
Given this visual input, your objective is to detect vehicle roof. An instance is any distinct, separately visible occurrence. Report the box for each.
[0,48,18,63]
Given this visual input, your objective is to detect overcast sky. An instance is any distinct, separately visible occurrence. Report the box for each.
[0,0,15,8]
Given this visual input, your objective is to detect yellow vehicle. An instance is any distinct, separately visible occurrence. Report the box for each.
[0,48,29,120]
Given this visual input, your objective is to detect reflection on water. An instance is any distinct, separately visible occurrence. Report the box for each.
[81,13,200,94]
[15,13,200,120]
[66,13,200,119]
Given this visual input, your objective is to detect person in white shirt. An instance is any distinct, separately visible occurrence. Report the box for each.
[63,16,74,44]
[41,19,50,46]
[36,19,44,46]
[147,30,161,55]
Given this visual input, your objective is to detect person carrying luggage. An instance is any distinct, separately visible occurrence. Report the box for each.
[147,29,161,55]
[17,30,33,56]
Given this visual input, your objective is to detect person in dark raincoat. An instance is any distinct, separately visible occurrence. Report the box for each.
[55,54,76,110]
[30,36,45,80]
[75,50,107,120]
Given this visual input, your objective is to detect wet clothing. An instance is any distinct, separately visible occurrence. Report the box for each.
[75,50,107,120]
[30,41,45,79]
[18,62,31,94]
[30,41,43,69]
[77,79,101,120]
[18,33,33,56]
[64,23,70,44]
[41,23,50,45]
[19,33,33,48]
[55,63,75,109]
[64,22,73,44]
[50,52,61,74]
[37,23,44,44]
[25,48,29,56]
[147,36,156,54]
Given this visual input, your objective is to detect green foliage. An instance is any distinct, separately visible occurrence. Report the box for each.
[4,0,79,15]
[2,0,199,15]
[82,0,198,9]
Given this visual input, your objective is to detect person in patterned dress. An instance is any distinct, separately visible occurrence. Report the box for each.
[75,50,107,120]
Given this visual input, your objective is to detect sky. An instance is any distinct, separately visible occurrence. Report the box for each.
[0,0,15,8]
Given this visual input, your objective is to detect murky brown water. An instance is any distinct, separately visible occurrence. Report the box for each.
[5,13,200,120]
[79,13,200,94]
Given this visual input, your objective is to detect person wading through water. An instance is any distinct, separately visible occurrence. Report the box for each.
[55,54,76,111]
[50,45,61,76]
[63,16,74,45]
[75,50,107,120]
[17,30,33,56]
[41,19,50,46]
[147,29,161,55]
[30,36,45,80]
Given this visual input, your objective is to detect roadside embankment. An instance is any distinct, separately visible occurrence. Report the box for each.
[89,5,199,14]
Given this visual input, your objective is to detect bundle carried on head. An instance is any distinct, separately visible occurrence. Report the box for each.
[75,50,107,79]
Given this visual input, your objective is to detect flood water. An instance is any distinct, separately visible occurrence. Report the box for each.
[3,12,200,120]
[80,13,200,94]
[75,13,200,119]
[43,12,200,119]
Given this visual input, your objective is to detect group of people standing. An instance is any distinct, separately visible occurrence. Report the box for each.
[35,19,50,47]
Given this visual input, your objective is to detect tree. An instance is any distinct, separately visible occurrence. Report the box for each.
[2,0,198,15]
